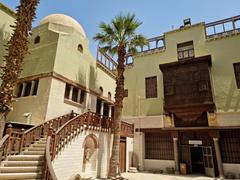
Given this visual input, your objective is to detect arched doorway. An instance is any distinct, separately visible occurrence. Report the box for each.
[82,134,99,173]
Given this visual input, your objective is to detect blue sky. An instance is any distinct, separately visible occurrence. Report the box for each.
[1,0,240,55]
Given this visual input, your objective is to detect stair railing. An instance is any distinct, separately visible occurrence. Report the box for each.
[44,111,113,180]
[0,112,76,163]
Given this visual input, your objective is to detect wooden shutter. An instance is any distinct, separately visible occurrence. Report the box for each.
[145,76,158,98]
[233,63,240,88]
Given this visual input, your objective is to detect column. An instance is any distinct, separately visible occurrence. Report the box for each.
[100,101,104,115]
[173,137,180,174]
[108,105,112,117]
[21,82,26,97]
[69,86,74,100]
[213,138,224,179]
[30,80,36,96]
[77,89,82,103]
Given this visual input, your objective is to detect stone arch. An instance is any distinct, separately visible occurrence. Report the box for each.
[82,134,99,173]
[108,92,111,100]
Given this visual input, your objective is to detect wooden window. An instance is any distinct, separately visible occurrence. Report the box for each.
[145,76,158,98]
[233,63,240,88]
[177,41,194,61]
[220,130,240,163]
[34,36,40,44]
[145,132,174,160]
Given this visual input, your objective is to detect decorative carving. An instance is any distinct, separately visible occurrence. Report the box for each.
[159,55,215,127]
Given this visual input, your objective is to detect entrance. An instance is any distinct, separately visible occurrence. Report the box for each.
[190,147,204,174]
[119,137,126,173]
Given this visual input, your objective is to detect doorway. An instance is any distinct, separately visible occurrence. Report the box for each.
[190,147,205,174]
[119,137,126,173]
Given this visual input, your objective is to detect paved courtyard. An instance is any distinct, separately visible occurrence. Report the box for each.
[121,172,218,180]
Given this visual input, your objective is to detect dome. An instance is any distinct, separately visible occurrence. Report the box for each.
[39,14,86,37]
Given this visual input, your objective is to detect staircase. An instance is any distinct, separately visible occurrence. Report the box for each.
[0,137,46,180]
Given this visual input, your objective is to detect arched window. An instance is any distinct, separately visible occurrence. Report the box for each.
[99,86,103,96]
[108,92,111,100]
[78,44,83,53]
[34,36,40,44]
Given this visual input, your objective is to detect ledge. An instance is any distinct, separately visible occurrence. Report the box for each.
[64,99,85,108]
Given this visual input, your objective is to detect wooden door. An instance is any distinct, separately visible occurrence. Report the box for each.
[119,138,126,173]
[202,146,215,177]
[180,145,191,174]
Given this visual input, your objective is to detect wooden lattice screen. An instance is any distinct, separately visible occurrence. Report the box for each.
[220,130,240,163]
[145,132,174,160]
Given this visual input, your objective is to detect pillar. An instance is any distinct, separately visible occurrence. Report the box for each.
[21,82,26,97]
[213,138,224,179]
[173,137,180,174]
[77,89,81,103]
[108,105,112,117]
[69,86,74,100]
[30,80,36,96]
[100,101,104,115]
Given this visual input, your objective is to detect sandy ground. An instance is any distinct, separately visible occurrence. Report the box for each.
[121,172,218,180]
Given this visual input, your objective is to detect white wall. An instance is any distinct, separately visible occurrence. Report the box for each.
[126,137,134,171]
[53,130,113,180]
[223,163,240,178]
[144,159,175,173]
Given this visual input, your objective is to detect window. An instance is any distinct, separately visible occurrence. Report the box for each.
[108,92,112,100]
[64,83,86,105]
[145,76,158,98]
[99,86,103,96]
[233,63,240,88]
[16,79,39,97]
[177,41,194,60]
[145,132,174,160]
[78,44,83,53]
[124,89,128,97]
[34,36,40,44]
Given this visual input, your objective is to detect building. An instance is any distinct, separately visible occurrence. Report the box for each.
[0,3,133,179]
[123,16,240,178]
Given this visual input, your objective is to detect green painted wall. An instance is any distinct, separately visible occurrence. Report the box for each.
[0,4,15,82]
[123,23,240,117]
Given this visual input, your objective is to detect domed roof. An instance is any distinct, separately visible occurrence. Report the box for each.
[39,14,86,37]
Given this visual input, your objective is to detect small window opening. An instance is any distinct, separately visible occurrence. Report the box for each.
[34,36,40,44]
[78,44,83,53]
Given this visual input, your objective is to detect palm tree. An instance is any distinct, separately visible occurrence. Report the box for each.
[0,0,40,138]
[94,13,147,178]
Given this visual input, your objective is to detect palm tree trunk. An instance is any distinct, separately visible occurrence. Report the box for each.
[109,45,126,178]
[0,0,39,138]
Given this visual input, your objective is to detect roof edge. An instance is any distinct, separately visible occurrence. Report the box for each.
[0,3,16,18]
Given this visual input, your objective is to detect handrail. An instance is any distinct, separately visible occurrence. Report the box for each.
[0,112,75,163]
[44,111,114,179]
[0,134,10,161]
[44,135,57,180]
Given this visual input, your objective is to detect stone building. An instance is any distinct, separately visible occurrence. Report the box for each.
[123,16,240,178]
[0,3,133,179]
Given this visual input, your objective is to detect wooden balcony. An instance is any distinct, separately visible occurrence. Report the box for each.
[121,121,134,138]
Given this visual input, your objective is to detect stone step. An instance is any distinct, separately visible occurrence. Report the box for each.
[23,151,45,155]
[2,161,43,167]
[0,172,42,180]
[0,166,42,173]
[7,155,43,161]
[27,147,45,151]
[128,167,138,173]
[37,141,46,145]
[32,144,45,148]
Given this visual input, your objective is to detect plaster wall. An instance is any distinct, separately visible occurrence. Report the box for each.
[126,137,134,171]
[7,77,52,125]
[143,159,175,173]
[52,130,113,180]
[123,23,240,126]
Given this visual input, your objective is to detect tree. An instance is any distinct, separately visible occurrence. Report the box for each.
[0,0,40,138]
[94,13,147,178]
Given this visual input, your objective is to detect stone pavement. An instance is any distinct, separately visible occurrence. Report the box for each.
[121,172,218,180]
